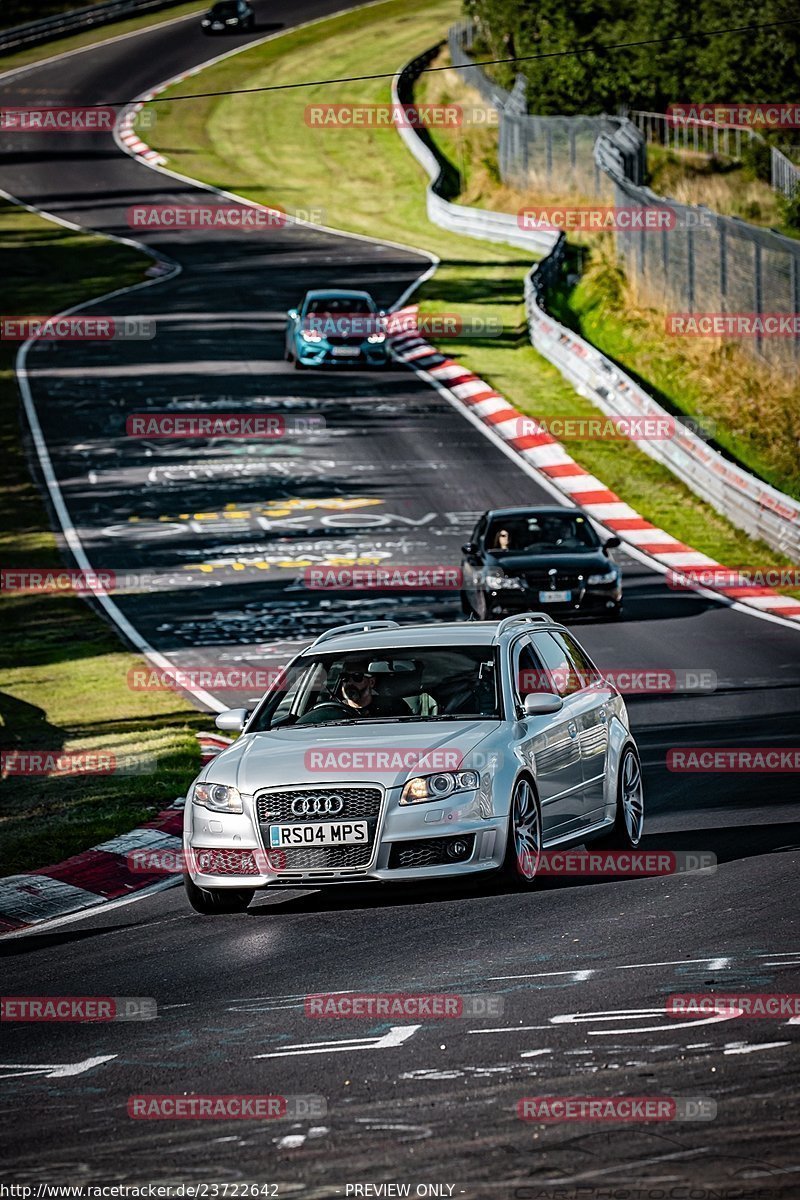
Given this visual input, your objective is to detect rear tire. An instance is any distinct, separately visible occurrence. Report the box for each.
[183,872,254,914]
[500,776,542,889]
[592,745,644,849]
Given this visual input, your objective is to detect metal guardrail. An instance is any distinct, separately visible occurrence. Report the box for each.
[0,0,191,55]
[395,46,558,257]
[393,46,800,560]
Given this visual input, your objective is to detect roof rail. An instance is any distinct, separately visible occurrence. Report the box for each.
[309,620,400,648]
[495,613,551,639]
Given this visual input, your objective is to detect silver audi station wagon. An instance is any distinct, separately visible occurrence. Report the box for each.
[183,614,644,913]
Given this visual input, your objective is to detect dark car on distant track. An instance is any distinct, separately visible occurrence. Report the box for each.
[461,506,623,621]
[200,0,255,33]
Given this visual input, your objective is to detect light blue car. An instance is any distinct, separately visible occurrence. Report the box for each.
[284,288,389,369]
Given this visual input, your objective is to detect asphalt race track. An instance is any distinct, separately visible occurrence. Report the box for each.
[1,2,799,1194]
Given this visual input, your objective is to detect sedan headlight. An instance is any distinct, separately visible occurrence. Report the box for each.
[367,332,386,343]
[225,16,239,23]
[400,770,480,805]
[484,571,524,590]
[587,568,619,585]
[301,328,323,343]
[193,781,243,813]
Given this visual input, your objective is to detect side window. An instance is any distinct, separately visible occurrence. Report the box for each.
[532,633,582,697]
[550,631,603,690]
[472,516,487,546]
[515,644,548,699]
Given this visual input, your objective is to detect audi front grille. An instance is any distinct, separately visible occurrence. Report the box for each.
[254,785,383,871]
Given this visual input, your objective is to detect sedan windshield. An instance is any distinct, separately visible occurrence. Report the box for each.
[249,647,500,729]
[211,3,238,14]
[486,512,600,554]
[304,296,374,315]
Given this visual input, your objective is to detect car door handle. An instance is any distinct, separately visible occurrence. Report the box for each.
[567,721,578,737]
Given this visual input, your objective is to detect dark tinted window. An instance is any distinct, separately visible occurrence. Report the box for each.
[550,631,602,689]
[515,644,550,698]
[305,296,374,315]
[532,633,582,697]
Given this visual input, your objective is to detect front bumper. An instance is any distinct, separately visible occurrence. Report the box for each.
[184,783,506,888]
[294,338,389,367]
[484,582,622,617]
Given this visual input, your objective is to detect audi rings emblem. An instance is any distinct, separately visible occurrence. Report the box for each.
[291,794,345,817]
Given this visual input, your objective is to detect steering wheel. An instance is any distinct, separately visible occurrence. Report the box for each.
[295,699,352,725]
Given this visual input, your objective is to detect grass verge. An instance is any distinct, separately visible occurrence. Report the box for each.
[0,198,203,877]
[145,0,798,578]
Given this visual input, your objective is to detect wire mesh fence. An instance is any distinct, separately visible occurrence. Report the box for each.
[449,21,800,369]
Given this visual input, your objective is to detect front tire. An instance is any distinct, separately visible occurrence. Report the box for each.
[183,872,254,915]
[593,745,644,849]
[501,776,543,889]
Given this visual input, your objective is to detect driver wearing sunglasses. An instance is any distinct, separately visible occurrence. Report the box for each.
[296,659,412,725]
[340,668,378,712]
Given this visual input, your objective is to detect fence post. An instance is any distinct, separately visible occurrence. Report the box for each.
[792,252,800,363]
[753,241,763,359]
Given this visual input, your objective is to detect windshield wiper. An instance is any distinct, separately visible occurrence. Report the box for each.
[390,714,499,722]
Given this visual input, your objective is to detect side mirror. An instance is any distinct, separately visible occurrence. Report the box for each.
[461,542,477,556]
[215,708,250,733]
[604,536,621,549]
[522,692,563,717]
[287,308,299,321]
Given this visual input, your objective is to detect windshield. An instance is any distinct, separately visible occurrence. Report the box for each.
[304,296,375,315]
[211,3,238,13]
[249,646,500,730]
[485,512,600,554]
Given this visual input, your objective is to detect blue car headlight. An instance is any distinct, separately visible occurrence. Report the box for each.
[300,329,324,343]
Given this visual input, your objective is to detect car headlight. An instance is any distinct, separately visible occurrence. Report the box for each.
[367,332,386,343]
[484,571,524,590]
[193,781,243,813]
[400,770,480,805]
[301,329,323,343]
[587,569,619,585]
[225,17,239,22]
